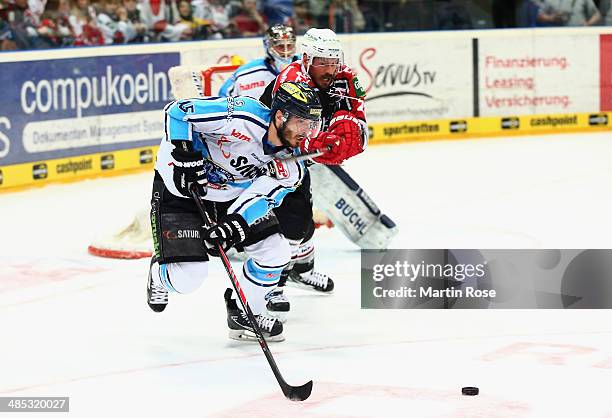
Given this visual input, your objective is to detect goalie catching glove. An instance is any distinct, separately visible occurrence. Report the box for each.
[202,213,249,256]
[171,142,208,197]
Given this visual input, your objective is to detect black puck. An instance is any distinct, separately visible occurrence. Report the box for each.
[462,387,479,396]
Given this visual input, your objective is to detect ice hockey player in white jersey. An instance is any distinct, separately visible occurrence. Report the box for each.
[218,24,297,99]
[147,82,323,342]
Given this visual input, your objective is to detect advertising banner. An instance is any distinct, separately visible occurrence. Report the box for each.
[478,33,598,116]
[0,52,179,170]
[345,36,473,123]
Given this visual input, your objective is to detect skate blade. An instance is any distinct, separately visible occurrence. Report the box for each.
[228,329,285,342]
[266,309,289,323]
[286,279,334,294]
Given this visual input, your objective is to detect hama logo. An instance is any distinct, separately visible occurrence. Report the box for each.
[239,81,266,91]
[231,129,251,142]
[280,83,307,102]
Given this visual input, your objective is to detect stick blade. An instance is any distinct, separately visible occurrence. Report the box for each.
[283,380,313,402]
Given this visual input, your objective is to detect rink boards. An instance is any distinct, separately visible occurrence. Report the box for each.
[0,28,611,190]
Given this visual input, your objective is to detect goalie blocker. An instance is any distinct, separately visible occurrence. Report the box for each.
[309,164,397,249]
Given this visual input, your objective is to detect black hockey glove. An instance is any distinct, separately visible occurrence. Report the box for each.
[171,144,208,198]
[202,213,249,256]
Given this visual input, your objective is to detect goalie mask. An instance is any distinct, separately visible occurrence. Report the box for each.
[271,82,323,147]
[300,28,344,73]
[264,24,296,73]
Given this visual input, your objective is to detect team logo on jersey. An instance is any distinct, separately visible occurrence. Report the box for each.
[353,77,366,98]
[203,159,234,186]
[279,83,307,103]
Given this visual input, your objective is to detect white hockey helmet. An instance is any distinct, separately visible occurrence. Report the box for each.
[299,28,344,71]
[264,24,297,72]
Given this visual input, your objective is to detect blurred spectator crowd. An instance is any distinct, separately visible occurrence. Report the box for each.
[1,0,611,51]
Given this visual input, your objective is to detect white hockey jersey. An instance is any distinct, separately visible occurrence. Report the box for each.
[155,96,305,226]
[218,58,278,99]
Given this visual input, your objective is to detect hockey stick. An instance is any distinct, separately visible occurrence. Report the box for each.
[189,184,313,402]
[280,149,324,163]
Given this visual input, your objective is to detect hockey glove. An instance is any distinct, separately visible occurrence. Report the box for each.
[171,145,208,198]
[202,213,249,256]
[299,132,344,165]
[327,110,365,162]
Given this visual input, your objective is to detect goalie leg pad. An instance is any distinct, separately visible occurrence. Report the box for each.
[308,165,398,249]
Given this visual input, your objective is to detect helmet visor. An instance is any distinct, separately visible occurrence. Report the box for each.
[286,113,322,140]
[310,56,341,72]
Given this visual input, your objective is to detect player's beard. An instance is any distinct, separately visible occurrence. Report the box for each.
[274,118,299,148]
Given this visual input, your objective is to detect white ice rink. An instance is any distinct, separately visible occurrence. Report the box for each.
[1,132,611,417]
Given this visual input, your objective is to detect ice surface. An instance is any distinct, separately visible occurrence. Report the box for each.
[1,132,611,417]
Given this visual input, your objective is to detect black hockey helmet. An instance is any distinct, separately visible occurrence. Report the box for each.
[271,82,322,122]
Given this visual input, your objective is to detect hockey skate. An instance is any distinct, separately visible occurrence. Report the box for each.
[287,269,334,293]
[224,289,284,342]
[265,288,290,322]
[147,258,168,312]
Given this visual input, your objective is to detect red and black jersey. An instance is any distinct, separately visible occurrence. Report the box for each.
[261,61,367,136]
